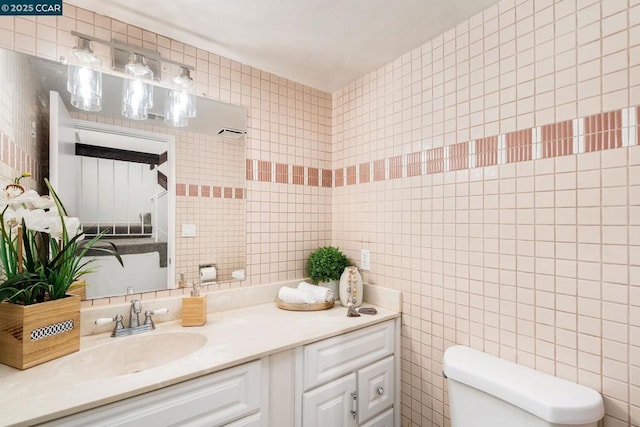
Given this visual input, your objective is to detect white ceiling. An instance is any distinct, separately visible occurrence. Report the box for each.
[68,0,500,93]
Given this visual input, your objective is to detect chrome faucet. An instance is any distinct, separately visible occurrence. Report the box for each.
[95,300,168,337]
[129,299,142,328]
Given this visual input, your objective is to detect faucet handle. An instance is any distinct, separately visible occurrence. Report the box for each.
[95,314,125,329]
[95,317,115,326]
[95,314,125,336]
[143,308,168,328]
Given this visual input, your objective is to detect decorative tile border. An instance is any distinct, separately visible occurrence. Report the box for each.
[176,183,245,199]
[332,106,639,187]
[234,106,638,191]
[538,120,573,159]
[246,158,332,188]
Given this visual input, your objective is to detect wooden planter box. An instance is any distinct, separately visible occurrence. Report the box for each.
[67,280,86,300]
[0,295,80,370]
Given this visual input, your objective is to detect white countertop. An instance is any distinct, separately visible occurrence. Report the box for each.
[0,300,400,426]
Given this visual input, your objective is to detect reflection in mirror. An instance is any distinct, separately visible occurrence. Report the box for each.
[0,47,247,299]
[49,109,176,299]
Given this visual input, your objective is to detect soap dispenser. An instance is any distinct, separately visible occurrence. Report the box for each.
[182,282,207,326]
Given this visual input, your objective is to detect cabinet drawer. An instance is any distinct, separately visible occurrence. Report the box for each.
[42,360,261,427]
[303,320,394,390]
[360,408,394,427]
[357,356,394,423]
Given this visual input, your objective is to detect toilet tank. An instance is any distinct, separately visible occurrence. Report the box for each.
[442,346,604,427]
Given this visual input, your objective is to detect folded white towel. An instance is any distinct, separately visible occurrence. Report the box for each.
[297,281,333,302]
[231,269,245,280]
[278,287,316,304]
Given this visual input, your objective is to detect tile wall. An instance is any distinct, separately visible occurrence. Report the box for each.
[332,0,640,425]
[0,4,333,301]
[2,0,640,426]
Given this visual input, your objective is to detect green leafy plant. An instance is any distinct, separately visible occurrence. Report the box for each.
[0,175,122,305]
[307,246,350,283]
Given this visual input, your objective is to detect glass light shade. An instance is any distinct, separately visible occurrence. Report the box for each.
[122,54,153,121]
[66,38,102,112]
[173,68,196,118]
[164,89,195,127]
[164,67,196,127]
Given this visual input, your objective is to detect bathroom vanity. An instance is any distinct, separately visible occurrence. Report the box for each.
[0,284,401,427]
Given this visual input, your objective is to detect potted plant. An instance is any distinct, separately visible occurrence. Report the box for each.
[0,174,122,369]
[307,246,350,298]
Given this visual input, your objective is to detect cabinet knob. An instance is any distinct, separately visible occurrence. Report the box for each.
[377,386,384,396]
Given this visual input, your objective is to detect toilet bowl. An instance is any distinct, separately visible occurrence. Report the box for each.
[443,346,604,427]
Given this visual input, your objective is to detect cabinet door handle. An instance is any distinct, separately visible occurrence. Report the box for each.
[350,391,357,420]
[377,386,384,396]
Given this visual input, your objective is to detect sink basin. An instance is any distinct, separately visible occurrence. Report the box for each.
[54,332,207,379]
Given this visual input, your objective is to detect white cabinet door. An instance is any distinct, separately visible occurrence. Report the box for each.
[303,321,395,390]
[357,356,394,423]
[359,408,394,427]
[302,373,356,427]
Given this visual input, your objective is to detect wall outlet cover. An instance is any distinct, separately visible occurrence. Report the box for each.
[181,224,196,237]
[361,249,370,270]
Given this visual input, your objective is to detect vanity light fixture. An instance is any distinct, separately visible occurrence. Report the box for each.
[66,37,102,112]
[164,67,196,127]
[122,53,154,121]
[69,31,196,127]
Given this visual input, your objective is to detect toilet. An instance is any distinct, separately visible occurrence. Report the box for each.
[443,346,604,427]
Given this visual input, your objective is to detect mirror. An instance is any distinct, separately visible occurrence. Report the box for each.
[0,47,247,299]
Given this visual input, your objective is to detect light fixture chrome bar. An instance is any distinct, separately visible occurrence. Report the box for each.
[113,47,160,81]
[70,31,195,71]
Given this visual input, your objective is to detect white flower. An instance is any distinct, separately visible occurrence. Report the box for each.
[49,215,83,240]
[4,183,24,198]
[30,195,56,210]
[22,209,52,233]
[3,205,28,231]
[0,183,40,207]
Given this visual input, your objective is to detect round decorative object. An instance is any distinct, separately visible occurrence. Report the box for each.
[339,266,363,307]
[275,298,335,311]
[377,386,385,396]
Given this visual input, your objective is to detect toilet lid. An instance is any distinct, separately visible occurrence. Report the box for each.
[443,345,604,424]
